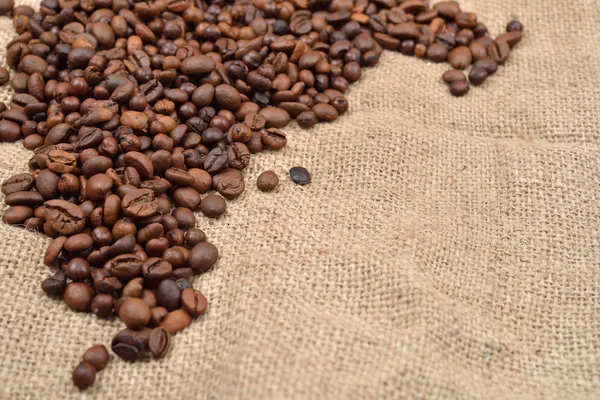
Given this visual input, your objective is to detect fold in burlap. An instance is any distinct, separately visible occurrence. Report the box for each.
[1,0,599,398]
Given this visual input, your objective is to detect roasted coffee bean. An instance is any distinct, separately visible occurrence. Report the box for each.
[111,329,145,362]
[289,166,312,185]
[506,21,524,32]
[72,362,96,390]
[448,46,473,70]
[257,171,279,192]
[2,173,34,195]
[181,288,207,317]
[64,282,95,311]
[450,80,470,97]
[473,58,499,75]
[213,168,245,199]
[122,188,158,219]
[468,67,488,86]
[44,200,85,235]
[148,327,171,358]
[119,298,151,330]
[156,278,181,311]
[82,345,109,372]
[65,258,92,281]
[188,242,218,274]
[41,272,67,297]
[488,40,510,64]
[184,228,206,247]
[91,293,114,318]
[159,309,191,333]
[181,55,216,75]
[442,70,467,84]
[199,194,226,218]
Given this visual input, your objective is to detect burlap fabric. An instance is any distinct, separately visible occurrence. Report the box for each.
[1,0,599,398]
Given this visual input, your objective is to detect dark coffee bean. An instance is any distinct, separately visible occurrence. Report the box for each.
[244,111,267,131]
[65,258,91,282]
[296,111,317,129]
[111,329,145,361]
[142,257,173,282]
[41,272,67,297]
[119,298,151,329]
[289,166,312,185]
[2,205,33,224]
[450,80,470,97]
[256,171,279,192]
[64,282,95,311]
[468,67,488,86]
[106,254,143,281]
[203,147,228,174]
[72,362,96,390]
[148,327,171,358]
[258,107,291,128]
[187,242,218,274]
[0,119,22,141]
[171,207,195,230]
[199,194,226,218]
[122,278,144,298]
[506,21,523,32]
[156,278,181,311]
[91,293,114,317]
[82,345,109,372]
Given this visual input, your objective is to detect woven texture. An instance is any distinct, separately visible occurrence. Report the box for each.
[1,0,600,398]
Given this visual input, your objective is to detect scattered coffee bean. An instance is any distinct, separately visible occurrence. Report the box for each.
[82,345,109,372]
[72,362,96,390]
[148,327,171,358]
[289,167,312,186]
[257,171,279,192]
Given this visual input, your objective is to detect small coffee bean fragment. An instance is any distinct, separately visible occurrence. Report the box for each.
[257,171,279,192]
[72,362,96,390]
[289,167,312,186]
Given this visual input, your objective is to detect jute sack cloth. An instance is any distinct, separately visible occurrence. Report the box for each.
[1,0,599,398]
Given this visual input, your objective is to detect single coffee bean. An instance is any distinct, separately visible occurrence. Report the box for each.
[159,309,192,333]
[171,207,195,230]
[82,345,109,372]
[121,188,158,219]
[448,46,473,70]
[65,258,92,282]
[312,103,339,122]
[427,43,448,63]
[91,293,114,318]
[142,258,173,282]
[450,80,470,97]
[181,55,216,75]
[256,171,279,192]
[187,242,218,274]
[289,167,312,185]
[506,21,523,32]
[487,40,510,64]
[181,288,208,317]
[41,272,67,297]
[172,186,201,210]
[2,173,34,195]
[184,228,207,247]
[148,327,171,358]
[119,298,151,330]
[213,168,245,199]
[199,194,226,218]
[262,128,288,150]
[111,329,145,362]
[64,282,95,311]
[468,67,488,86]
[72,362,96,390]
[156,278,181,311]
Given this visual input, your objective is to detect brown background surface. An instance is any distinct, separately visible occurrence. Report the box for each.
[1,0,599,398]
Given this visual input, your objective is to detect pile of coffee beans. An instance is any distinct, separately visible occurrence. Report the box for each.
[0,0,523,390]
